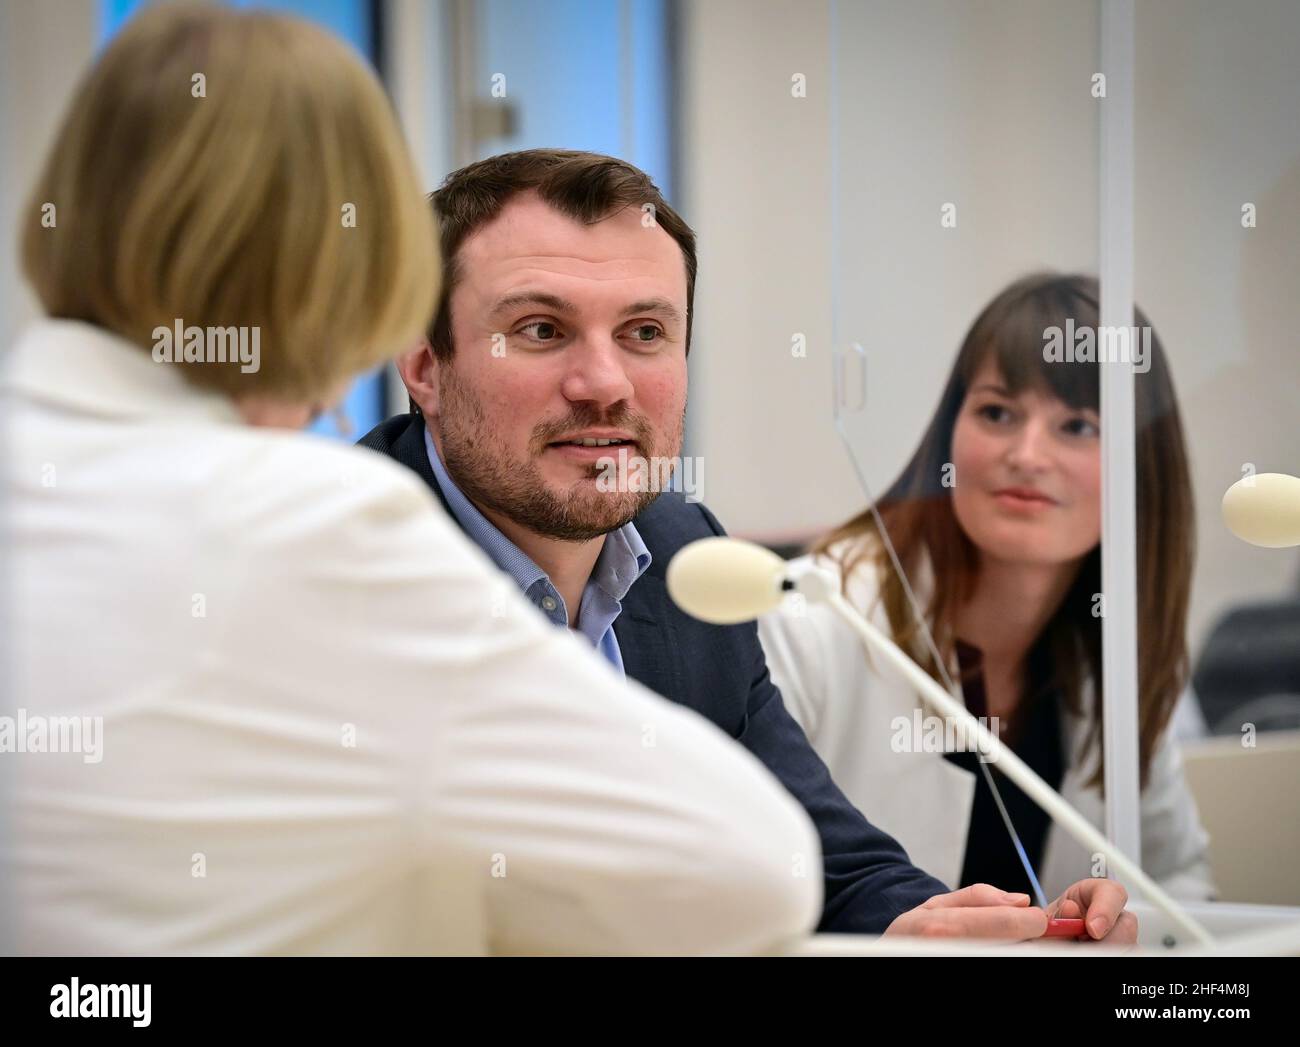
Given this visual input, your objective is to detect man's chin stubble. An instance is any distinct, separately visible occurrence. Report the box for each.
[516,484,657,542]
[453,461,655,542]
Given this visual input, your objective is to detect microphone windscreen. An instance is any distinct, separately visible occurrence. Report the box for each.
[1222,472,1300,548]
[666,537,788,624]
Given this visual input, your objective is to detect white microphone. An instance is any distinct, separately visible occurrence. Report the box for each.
[1222,472,1300,548]
[666,535,1214,946]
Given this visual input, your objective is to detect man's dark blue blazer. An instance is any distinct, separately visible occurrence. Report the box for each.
[358,412,949,934]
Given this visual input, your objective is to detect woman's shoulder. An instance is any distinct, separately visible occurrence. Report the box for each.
[765,535,895,668]
[763,533,923,738]
[190,424,466,575]
[787,533,896,617]
[218,425,437,515]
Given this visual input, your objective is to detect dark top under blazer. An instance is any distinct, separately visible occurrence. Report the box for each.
[358,413,949,934]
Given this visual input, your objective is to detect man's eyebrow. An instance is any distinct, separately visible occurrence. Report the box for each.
[488,293,685,325]
[488,292,580,317]
[621,298,684,324]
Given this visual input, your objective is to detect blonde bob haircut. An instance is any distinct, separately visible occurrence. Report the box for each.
[21,3,438,402]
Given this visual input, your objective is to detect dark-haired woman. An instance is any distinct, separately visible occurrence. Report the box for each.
[760,273,1215,901]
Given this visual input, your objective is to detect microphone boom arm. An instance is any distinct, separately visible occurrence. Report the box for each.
[791,563,1216,946]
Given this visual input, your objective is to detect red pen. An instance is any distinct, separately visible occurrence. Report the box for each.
[1043,917,1088,938]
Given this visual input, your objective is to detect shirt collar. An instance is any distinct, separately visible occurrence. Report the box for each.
[423,424,650,600]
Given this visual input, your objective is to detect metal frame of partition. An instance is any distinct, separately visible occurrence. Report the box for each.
[1098,0,1142,872]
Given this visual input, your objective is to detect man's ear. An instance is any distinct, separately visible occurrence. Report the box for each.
[396,339,440,417]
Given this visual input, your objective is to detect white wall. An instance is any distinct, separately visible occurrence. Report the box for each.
[679,0,838,546]
[0,0,96,346]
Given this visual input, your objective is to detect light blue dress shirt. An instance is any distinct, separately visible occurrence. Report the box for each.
[424,426,651,675]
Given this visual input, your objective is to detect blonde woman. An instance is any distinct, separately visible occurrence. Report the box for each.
[760,274,1215,906]
[2,5,820,956]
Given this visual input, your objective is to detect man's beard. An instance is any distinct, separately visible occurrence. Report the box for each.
[436,368,681,543]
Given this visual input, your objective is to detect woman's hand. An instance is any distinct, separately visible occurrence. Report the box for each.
[1050,878,1139,944]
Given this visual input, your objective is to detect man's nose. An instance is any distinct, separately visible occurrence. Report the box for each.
[560,337,635,408]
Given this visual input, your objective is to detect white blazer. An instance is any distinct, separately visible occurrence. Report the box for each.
[1,319,822,956]
[758,543,1216,902]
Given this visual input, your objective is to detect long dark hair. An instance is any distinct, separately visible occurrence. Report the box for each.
[814,273,1195,789]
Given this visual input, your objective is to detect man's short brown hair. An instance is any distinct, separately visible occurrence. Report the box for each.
[426,149,697,363]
